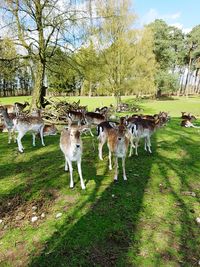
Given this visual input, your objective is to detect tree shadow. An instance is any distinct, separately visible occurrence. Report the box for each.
[28,136,156,266]
[1,118,199,266]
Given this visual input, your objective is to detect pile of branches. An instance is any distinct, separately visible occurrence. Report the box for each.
[116,102,143,113]
[42,97,87,124]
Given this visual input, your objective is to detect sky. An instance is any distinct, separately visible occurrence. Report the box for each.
[133,0,200,33]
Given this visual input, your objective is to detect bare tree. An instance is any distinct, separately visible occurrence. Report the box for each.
[0,0,86,108]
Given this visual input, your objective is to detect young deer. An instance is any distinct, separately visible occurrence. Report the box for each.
[108,125,129,181]
[97,121,119,160]
[0,106,16,143]
[1,104,15,114]
[106,119,130,181]
[128,117,161,156]
[13,115,45,153]
[85,112,106,137]
[67,110,85,126]
[60,125,87,190]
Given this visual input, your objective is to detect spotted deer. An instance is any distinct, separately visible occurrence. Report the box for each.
[84,112,106,137]
[128,117,161,156]
[13,115,45,153]
[97,121,119,160]
[0,106,16,143]
[1,104,15,114]
[60,125,88,190]
[104,118,130,181]
[67,110,85,126]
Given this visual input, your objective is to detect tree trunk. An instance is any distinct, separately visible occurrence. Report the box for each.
[88,81,92,97]
[31,61,45,109]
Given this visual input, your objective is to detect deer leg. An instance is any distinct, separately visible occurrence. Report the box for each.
[98,136,106,160]
[32,133,36,146]
[13,129,17,143]
[64,156,68,171]
[77,160,85,190]
[129,137,135,157]
[147,136,152,153]
[8,129,12,144]
[135,139,139,156]
[108,150,112,170]
[144,137,146,151]
[88,128,94,137]
[122,157,127,180]
[67,159,74,188]
[17,131,25,152]
[40,126,45,147]
[114,157,118,180]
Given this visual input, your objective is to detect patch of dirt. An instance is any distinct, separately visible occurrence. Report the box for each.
[0,189,58,231]
[0,242,30,267]
[87,230,131,267]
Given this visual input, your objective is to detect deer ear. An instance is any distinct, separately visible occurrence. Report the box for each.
[109,122,117,128]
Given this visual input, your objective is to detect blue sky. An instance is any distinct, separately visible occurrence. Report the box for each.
[133,0,200,32]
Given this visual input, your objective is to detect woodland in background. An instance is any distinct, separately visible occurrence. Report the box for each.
[0,0,200,107]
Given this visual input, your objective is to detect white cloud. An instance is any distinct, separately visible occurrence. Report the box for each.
[140,8,191,33]
[170,23,191,34]
[140,8,181,26]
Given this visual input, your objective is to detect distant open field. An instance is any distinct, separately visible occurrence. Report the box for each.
[0,96,200,266]
[1,95,200,116]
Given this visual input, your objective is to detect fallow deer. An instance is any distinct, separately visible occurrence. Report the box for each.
[97,120,119,160]
[60,125,87,190]
[1,104,15,114]
[128,116,161,156]
[13,115,45,153]
[0,106,16,143]
[67,110,85,126]
[181,119,200,128]
[181,112,196,121]
[106,121,130,181]
[84,112,106,136]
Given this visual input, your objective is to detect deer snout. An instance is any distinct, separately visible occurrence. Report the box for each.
[76,144,80,148]
[118,137,122,141]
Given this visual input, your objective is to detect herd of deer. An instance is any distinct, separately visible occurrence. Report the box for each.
[3,100,199,190]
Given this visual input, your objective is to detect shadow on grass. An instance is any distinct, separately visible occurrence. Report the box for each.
[153,121,200,265]
[1,118,199,266]
[28,137,156,266]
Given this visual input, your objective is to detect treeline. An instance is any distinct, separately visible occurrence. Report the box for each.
[0,0,200,106]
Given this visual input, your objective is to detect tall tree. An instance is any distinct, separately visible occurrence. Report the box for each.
[0,0,80,108]
[147,19,182,96]
[96,0,156,102]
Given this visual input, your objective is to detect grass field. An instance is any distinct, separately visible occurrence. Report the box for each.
[0,96,200,266]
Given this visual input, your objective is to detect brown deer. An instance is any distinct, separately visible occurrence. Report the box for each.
[0,106,16,143]
[13,115,45,153]
[85,112,106,136]
[107,122,130,181]
[60,125,88,190]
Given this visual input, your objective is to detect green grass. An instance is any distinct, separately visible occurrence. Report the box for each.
[0,96,200,266]
[1,95,200,116]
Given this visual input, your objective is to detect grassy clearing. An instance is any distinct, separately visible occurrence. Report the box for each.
[1,95,200,116]
[0,96,200,266]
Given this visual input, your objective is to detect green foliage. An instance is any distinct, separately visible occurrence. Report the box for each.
[95,0,156,97]
[187,25,200,66]
[155,71,179,95]
[47,48,82,94]
[0,38,18,80]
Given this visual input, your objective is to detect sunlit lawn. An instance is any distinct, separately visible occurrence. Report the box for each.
[0,96,200,266]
